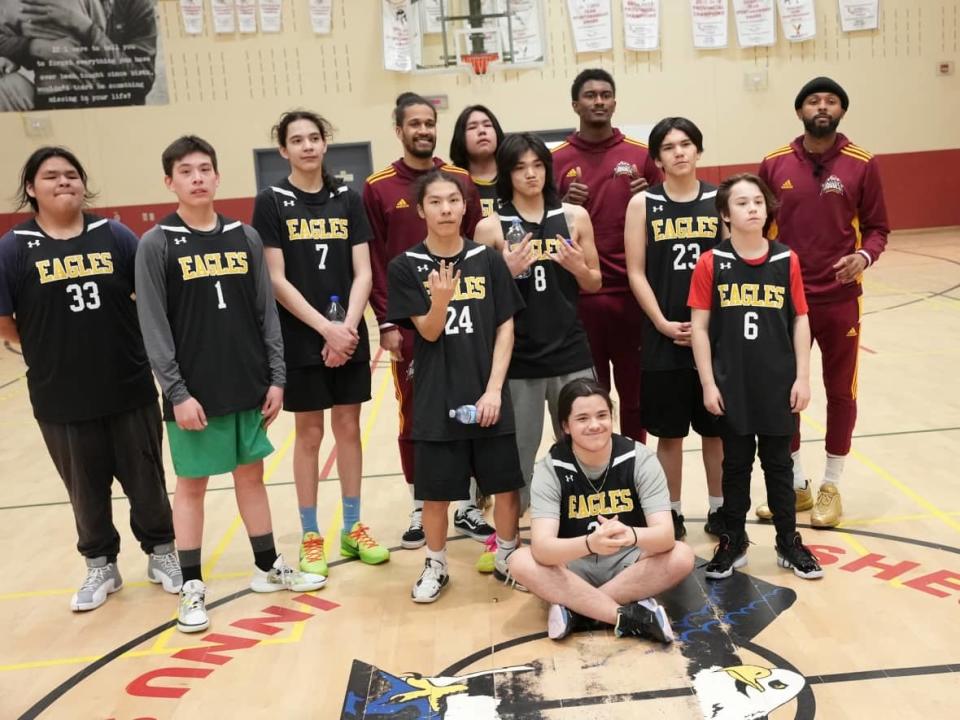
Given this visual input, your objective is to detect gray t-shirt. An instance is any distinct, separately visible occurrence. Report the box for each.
[530,441,670,521]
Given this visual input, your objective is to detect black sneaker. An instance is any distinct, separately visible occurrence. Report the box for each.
[614,598,674,643]
[453,505,495,542]
[776,532,825,579]
[704,509,724,536]
[704,532,749,580]
[671,510,687,540]
[401,509,425,549]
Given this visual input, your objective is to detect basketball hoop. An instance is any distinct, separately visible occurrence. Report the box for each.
[461,52,499,76]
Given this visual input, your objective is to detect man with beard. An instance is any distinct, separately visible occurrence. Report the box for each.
[757,77,889,527]
[364,93,484,549]
[551,69,662,445]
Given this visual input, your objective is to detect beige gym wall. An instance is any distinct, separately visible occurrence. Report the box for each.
[1,0,958,211]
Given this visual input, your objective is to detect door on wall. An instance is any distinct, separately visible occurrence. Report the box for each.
[253,142,374,194]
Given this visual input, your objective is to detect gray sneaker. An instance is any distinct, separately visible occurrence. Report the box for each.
[71,556,122,612]
[148,542,183,593]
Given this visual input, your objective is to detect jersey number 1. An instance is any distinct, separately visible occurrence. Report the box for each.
[214,281,227,310]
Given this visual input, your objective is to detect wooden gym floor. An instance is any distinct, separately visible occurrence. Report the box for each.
[1,229,958,720]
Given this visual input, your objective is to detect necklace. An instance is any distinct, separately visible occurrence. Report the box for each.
[572,451,611,495]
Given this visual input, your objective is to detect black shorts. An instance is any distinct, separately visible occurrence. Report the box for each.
[284,362,372,412]
[414,435,524,501]
[641,368,721,439]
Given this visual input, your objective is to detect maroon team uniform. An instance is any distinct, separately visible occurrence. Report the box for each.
[759,133,888,456]
[363,159,483,484]
[552,129,662,442]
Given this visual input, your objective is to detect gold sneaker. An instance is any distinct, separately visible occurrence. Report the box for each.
[755,481,813,520]
[810,484,843,527]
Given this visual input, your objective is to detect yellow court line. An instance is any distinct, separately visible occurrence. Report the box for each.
[800,415,960,535]
[838,511,960,528]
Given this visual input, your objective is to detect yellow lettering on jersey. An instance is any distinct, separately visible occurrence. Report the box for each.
[567,490,636,520]
[422,275,487,300]
[286,217,350,242]
[480,198,496,217]
[36,252,114,284]
[650,215,719,242]
[179,251,249,281]
[526,237,564,261]
[717,282,786,309]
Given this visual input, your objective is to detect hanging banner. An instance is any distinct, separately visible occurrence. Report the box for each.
[212,0,236,34]
[623,0,660,51]
[481,0,544,64]
[838,0,879,32]
[259,0,283,32]
[690,0,728,49]
[420,0,443,34]
[566,0,613,53]
[309,0,334,33]
[180,0,204,34]
[733,0,775,47]
[777,0,816,41]
[237,0,258,32]
[383,0,415,72]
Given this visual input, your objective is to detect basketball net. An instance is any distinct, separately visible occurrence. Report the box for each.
[461,52,499,76]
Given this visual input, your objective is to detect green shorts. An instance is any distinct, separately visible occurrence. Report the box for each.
[166,408,274,478]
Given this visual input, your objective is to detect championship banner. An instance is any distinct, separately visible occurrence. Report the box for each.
[0,0,169,112]
[623,0,659,51]
[690,0,728,49]
[838,0,879,32]
[382,0,415,72]
[733,0,775,47]
[309,0,333,34]
[237,0,258,33]
[777,0,816,42]
[566,0,613,54]
[487,0,544,63]
[180,0,204,35]
[258,0,282,32]
[212,0,237,34]
[419,0,443,34]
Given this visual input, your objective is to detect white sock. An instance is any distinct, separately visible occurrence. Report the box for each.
[823,454,845,486]
[708,495,723,512]
[670,500,682,514]
[495,534,518,562]
[458,499,474,513]
[791,451,807,490]
[426,547,448,568]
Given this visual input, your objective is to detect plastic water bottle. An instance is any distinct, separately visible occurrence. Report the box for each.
[325,295,346,324]
[506,219,530,279]
[449,405,478,424]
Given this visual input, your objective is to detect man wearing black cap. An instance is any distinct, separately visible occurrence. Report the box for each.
[757,77,889,528]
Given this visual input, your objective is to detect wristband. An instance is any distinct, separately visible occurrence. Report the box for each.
[856,249,872,267]
[630,526,638,547]
[584,534,594,555]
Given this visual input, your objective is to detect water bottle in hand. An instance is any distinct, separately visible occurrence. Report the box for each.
[449,405,478,424]
[506,219,530,279]
[325,295,346,324]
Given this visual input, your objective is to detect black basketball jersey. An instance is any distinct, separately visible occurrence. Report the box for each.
[550,435,647,539]
[708,240,797,436]
[473,177,499,218]
[158,214,270,419]
[0,215,156,422]
[251,179,371,369]
[386,239,524,441]
[643,182,722,371]
[497,201,593,379]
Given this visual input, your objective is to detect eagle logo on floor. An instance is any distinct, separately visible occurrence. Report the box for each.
[341,565,809,719]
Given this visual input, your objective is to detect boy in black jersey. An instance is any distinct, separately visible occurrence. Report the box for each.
[688,173,823,580]
[387,170,525,603]
[624,118,724,541]
[473,132,601,570]
[136,136,324,634]
[0,146,179,613]
[449,104,505,218]
[252,111,388,579]
[507,379,693,642]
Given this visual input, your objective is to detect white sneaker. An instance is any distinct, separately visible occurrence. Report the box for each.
[411,558,449,603]
[147,542,183,593]
[177,579,209,633]
[250,554,326,593]
[70,556,122,611]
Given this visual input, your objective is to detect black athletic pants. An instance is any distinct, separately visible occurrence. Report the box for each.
[718,433,795,540]
[37,402,175,561]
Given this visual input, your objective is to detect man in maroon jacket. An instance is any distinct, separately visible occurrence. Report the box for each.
[552,68,662,444]
[758,77,889,528]
[363,93,486,548]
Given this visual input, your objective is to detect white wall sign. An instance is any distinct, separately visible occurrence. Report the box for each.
[566,0,613,54]
[259,0,283,32]
[838,0,879,32]
[623,0,659,51]
[777,0,816,41]
[309,0,333,34]
[383,0,415,72]
[179,0,204,35]
[690,0,728,49]
[733,0,775,47]
[237,0,258,33]
[212,0,236,34]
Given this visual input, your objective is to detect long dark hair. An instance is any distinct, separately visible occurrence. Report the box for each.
[449,105,505,170]
[17,146,96,212]
[272,110,338,191]
[557,377,614,442]
[495,133,560,206]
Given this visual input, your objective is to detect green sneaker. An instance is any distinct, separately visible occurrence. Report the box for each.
[299,532,328,576]
[341,522,390,565]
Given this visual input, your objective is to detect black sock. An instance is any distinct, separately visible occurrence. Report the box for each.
[250,533,278,572]
[178,548,202,583]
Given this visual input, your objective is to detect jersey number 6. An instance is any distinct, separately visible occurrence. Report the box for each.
[744,311,759,340]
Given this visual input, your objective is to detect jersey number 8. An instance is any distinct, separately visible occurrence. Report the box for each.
[66,282,101,312]
[444,305,474,335]
[533,264,547,292]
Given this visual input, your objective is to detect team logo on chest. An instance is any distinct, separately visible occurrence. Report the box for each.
[820,175,845,196]
[613,161,635,177]
[174,236,187,245]
[27,239,40,248]
[283,200,295,208]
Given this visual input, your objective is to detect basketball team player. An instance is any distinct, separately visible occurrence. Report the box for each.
[136,136,324,633]
[624,118,724,541]
[552,69,662,444]
[757,77,889,527]
[688,174,822,580]
[387,170,525,601]
[473,132,600,570]
[0,147,180,612]
[252,110,388,580]
[364,94,490,549]
[449,104,506,217]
